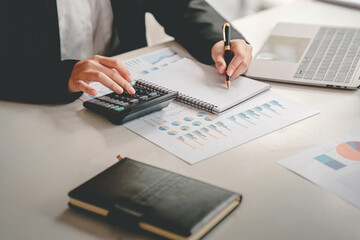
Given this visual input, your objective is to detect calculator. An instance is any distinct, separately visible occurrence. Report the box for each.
[83,86,178,125]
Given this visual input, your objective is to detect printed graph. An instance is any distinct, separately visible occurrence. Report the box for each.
[156,99,294,151]
[184,117,193,121]
[179,126,190,131]
[159,125,169,131]
[314,154,346,170]
[172,121,181,126]
[314,141,360,170]
[226,99,288,128]
[278,132,360,209]
[167,130,177,135]
[142,49,177,65]
[336,141,360,161]
[124,91,319,164]
[192,121,202,126]
[124,48,179,73]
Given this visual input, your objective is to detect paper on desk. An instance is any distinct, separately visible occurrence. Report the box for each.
[278,131,360,208]
[124,91,319,164]
[79,46,189,101]
[139,58,270,113]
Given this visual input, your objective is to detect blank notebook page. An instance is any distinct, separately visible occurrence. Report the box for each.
[141,58,270,113]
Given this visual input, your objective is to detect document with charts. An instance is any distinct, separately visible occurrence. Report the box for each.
[80,46,189,101]
[124,91,319,164]
[278,131,360,208]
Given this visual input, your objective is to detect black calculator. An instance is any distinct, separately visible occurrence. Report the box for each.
[83,86,178,125]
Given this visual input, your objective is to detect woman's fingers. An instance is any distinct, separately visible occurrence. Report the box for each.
[226,39,252,79]
[94,55,133,82]
[76,80,97,96]
[211,39,253,81]
[211,41,227,74]
[68,55,135,95]
[91,61,135,94]
[84,70,125,94]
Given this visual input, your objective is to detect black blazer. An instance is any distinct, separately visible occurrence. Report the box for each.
[2,0,245,104]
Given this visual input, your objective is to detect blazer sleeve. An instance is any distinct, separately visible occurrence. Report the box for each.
[1,0,82,104]
[1,60,82,104]
[145,0,248,64]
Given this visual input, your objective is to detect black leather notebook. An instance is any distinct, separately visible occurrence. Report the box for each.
[68,157,242,240]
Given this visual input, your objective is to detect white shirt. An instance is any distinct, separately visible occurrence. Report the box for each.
[56,0,119,60]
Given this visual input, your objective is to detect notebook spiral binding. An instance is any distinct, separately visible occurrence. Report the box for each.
[135,79,217,114]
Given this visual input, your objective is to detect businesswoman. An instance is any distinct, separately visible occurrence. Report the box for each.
[2,0,252,103]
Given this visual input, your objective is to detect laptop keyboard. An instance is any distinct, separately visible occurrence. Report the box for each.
[294,27,360,83]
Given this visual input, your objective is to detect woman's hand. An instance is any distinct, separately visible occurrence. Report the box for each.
[211,39,252,82]
[68,55,135,96]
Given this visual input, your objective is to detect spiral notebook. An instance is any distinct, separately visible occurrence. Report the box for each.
[135,58,270,114]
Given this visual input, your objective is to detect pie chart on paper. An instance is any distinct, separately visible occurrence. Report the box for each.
[336,141,360,161]
[159,125,169,131]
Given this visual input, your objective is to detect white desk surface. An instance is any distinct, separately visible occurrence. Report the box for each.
[1,0,359,239]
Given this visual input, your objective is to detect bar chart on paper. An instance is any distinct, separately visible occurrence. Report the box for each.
[279,132,360,209]
[124,48,183,77]
[313,141,360,170]
[125,91,319,164]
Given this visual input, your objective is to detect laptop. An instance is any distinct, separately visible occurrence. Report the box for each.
[318,0,360,9]
[245,22,360,89]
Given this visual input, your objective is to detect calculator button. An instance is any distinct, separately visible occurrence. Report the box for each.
[114,107,124,112]
[149,92,158,97]
[91,100,100,104]
[120,102,129,107]
[110,105,119,110]
[139,96,148,100]
[130,99,139,104]
[98,96,108,101]
[107,98,117,104]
